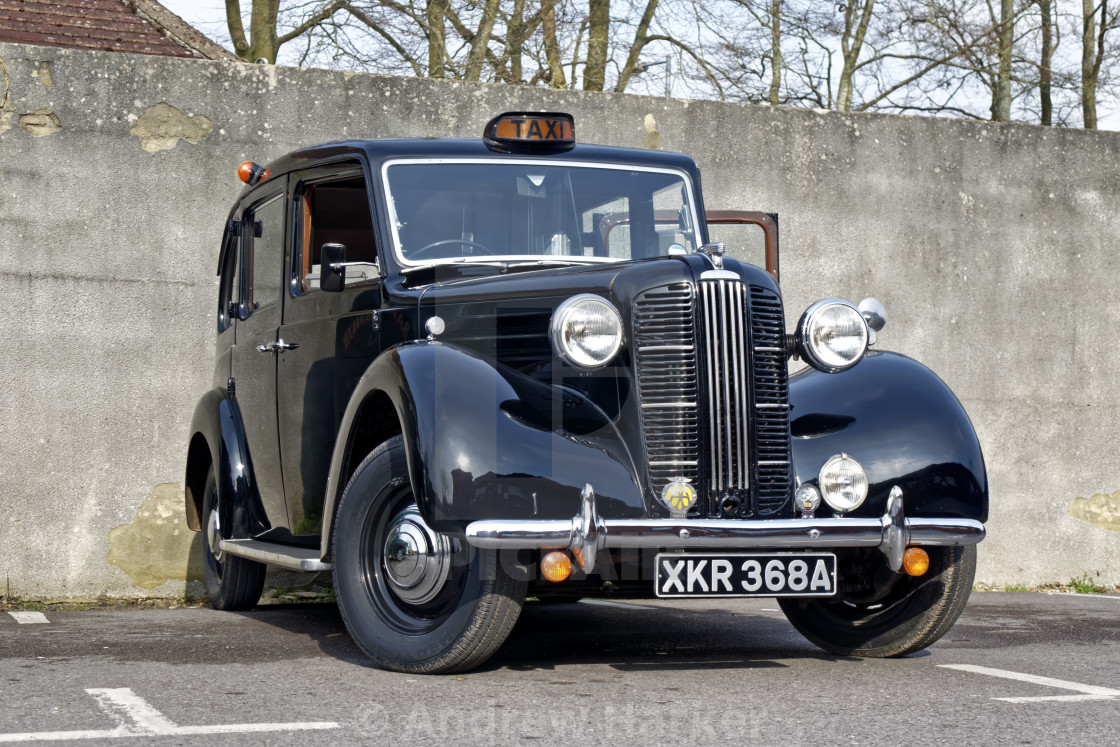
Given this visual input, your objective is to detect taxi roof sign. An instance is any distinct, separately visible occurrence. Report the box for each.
[484,112,575,152]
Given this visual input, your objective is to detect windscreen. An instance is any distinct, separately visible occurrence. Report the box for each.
[383,160,699,265]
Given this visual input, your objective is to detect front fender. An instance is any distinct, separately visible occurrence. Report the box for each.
[322,341,644,548]
[789,351,988,522]
[185,388,269,536]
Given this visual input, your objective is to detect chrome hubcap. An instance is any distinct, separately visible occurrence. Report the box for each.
[206,508,224,562]
[382,504,451,605]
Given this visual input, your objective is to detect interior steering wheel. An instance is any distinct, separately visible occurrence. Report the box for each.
[409,239,496,260]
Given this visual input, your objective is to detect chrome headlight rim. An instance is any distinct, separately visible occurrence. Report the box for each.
[797,298,870,374]
[818,453,869,514]
[549,293,623,369]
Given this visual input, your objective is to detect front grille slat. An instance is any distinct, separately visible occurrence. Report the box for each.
[634,283,700,501]
[634,279,792,517]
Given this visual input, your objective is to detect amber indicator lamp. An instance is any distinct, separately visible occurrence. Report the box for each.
[541,551,573,582]
[238,161,270,185]
[484,112,575,151]
[902,547,930,577]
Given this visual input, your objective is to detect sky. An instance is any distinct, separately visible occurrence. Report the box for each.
[161,0,1118,131]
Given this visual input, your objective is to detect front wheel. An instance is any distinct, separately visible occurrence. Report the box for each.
[333,436,528,674]
[778,545,976,657]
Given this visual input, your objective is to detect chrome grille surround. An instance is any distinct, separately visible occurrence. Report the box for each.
[634,280,792,517]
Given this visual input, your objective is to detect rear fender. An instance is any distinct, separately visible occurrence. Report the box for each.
[184,388,270,537]
[789,351,988,522]
[321,341,644,554]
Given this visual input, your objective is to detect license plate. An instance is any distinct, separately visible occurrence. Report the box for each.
[654,552,837,598]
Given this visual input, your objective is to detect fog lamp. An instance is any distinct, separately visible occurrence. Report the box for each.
[902,547,930,577]
[541,551,573,582]
[818,454,868,513]
[795,483,822,516]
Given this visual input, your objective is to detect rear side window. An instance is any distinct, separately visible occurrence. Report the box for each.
[244,194,285,313]
[294,174,378,293]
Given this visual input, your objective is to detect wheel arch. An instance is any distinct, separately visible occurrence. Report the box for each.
[319,340,644,561]
[185,387,270,537]
[324,387,404,556]
[184,432,213,532]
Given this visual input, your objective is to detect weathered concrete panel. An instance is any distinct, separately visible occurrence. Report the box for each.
[1,41,1118,597]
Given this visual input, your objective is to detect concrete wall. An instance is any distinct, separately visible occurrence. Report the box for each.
[1,41,1118,599]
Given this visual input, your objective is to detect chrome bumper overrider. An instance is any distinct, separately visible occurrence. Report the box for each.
[465,484,985,574]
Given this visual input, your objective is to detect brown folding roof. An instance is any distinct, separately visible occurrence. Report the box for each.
[0,0,237,60]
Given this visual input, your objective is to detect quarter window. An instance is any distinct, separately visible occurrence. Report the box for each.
[245,195,285,312]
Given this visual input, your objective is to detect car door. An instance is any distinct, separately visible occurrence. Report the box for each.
[705,211,779,281]
[277,164,384,537]
[231,186,290,531]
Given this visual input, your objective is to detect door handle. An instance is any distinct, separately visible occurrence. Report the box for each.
[256,339,300,354]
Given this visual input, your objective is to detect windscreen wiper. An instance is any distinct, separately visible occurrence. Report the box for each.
[400,258,604,276]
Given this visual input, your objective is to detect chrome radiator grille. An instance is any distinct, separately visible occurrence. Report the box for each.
[699,280,750,498]
[633,284,700,499]
[634,280,792,517]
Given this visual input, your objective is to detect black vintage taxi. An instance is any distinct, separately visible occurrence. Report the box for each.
[184,113,987,673]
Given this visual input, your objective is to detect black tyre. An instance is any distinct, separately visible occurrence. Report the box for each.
[201,469,266,611]
[778,545,976,657]
[333,436,527,674]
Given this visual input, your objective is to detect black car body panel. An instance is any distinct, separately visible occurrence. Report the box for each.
[788,351,988,522]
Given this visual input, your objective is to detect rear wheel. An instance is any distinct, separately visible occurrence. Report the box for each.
[201,469,266,611]
[333,436,527,674]
[778,545,976,657]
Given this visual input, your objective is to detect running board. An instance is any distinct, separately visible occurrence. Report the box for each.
[218,538,333,572]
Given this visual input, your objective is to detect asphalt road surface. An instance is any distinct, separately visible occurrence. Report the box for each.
[2,592,1119,745]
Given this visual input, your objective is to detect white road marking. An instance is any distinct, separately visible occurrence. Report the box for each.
[0,688,339,742]
[7,612,48,625]
[939,664,1120,702]
[579,599,658,610]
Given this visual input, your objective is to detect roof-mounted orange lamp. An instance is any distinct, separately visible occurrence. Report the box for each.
[238,161,270,186]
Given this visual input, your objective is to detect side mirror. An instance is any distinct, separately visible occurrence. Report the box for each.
[858,297,886,345]
[320,243,347,293]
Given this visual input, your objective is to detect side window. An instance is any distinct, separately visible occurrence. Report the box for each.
[294,173,378,293]
[244,194,285,313]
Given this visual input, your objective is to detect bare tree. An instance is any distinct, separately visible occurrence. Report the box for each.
[1081,0,1120,128]
[769,0,782,105]
[836,0,877,111]
[226,0,346,63]
[1039,0,1054,124]
[218,0,1120,130]
[994,0,1016,120]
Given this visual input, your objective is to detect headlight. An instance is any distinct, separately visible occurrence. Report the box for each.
[818,454,869,513]
[550,294,623,368]
[797,299,869,373]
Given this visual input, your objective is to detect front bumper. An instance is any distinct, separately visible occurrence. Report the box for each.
[465,484,985,574]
